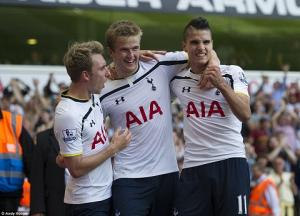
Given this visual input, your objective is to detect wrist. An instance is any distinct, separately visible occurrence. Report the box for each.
[107,143,118,155]
[217,81,228,92]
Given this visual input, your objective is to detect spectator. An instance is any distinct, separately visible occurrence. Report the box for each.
[269,156,298,216]
[0,107,34,212]
[272,100,299,152]
[249,162,280,216]
[30,128,66,216]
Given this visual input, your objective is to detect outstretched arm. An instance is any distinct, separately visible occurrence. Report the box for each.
[139,50,167,62]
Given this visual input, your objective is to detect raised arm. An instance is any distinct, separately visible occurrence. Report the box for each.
[203,65,251,122]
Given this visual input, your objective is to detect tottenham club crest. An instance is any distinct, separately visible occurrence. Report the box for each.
[146,77,156,91]
[62,128,77,144]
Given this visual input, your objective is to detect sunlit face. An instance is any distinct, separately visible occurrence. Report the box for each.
[183,28,213,72]
[109,35,140,78]
[88,54,110,94]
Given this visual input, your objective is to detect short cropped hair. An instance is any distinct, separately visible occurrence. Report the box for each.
[105,20,143,50]
[63,41,104,82]
[183,17,212,41]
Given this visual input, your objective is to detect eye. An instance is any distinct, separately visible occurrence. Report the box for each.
[203,40,211,45]
[190,40,199,45]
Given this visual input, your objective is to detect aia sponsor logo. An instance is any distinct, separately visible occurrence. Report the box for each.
[126,100,163,128]
[186,100,225,118]
[91,126,107,149]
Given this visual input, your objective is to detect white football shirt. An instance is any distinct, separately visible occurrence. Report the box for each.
[100,52,188,180]
[170,65,248,169]
[54,93,113,204]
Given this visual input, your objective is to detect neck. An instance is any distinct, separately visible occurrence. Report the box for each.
[190,63,208,75]
[111,64,138,80]
[67,83,90,100]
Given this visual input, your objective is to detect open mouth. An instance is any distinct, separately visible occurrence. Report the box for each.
[196,53,206,57]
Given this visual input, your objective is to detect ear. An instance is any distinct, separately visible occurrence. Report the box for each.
[81,70,90,81]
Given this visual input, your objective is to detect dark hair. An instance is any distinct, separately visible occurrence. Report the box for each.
[183,17,211,41]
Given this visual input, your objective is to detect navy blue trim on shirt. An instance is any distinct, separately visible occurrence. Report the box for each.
[170,76,197,83]
[170,73,234,89]
[100,60,188,101]
[223,74,234,89]
[81,107,93,135]
[61,90,89,103]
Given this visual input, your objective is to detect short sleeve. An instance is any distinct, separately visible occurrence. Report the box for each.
[54,105,83,157]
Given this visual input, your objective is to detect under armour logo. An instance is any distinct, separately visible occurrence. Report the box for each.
[215,90,220,95]
[146,77,156,91]
[90,120,95,127]
[115,97,125,105]
[182,87,191,93]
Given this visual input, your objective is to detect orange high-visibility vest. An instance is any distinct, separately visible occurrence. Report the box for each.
[20,178,30,208]
[0,110,24,192]
[249,178,277,216]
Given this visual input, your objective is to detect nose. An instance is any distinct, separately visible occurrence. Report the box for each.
[127,49,135,58]
[197,42,205,49]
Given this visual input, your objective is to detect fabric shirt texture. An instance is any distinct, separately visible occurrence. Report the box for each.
[170,65,248,168]
[100,51,187,180]
[54,94,112,204]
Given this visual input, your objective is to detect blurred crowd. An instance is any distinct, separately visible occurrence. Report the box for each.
[0,73,67,140]
[1,64,300,215]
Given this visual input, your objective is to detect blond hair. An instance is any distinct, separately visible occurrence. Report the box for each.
[105,20,143,50]
[63,41,104,82]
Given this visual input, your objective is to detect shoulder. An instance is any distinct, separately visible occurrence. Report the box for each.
[172,68,190,78]
[220,65,244,75]
[157,51,188,62]
[170,68,192,84]
[55,101,79,124]
[100,79,128,98]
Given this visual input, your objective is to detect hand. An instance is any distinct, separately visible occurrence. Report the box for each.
[10,78,19,86]
[209,50,220,66]
[198,76,214,90]
[56,154,66,168]
[33,78,39,87]
[110,128,131,153]
[198,65,222,90]
[139,50,167,62]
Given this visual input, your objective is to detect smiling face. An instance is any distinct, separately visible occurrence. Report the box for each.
[183,27,213,73]
[109,35,141,78]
